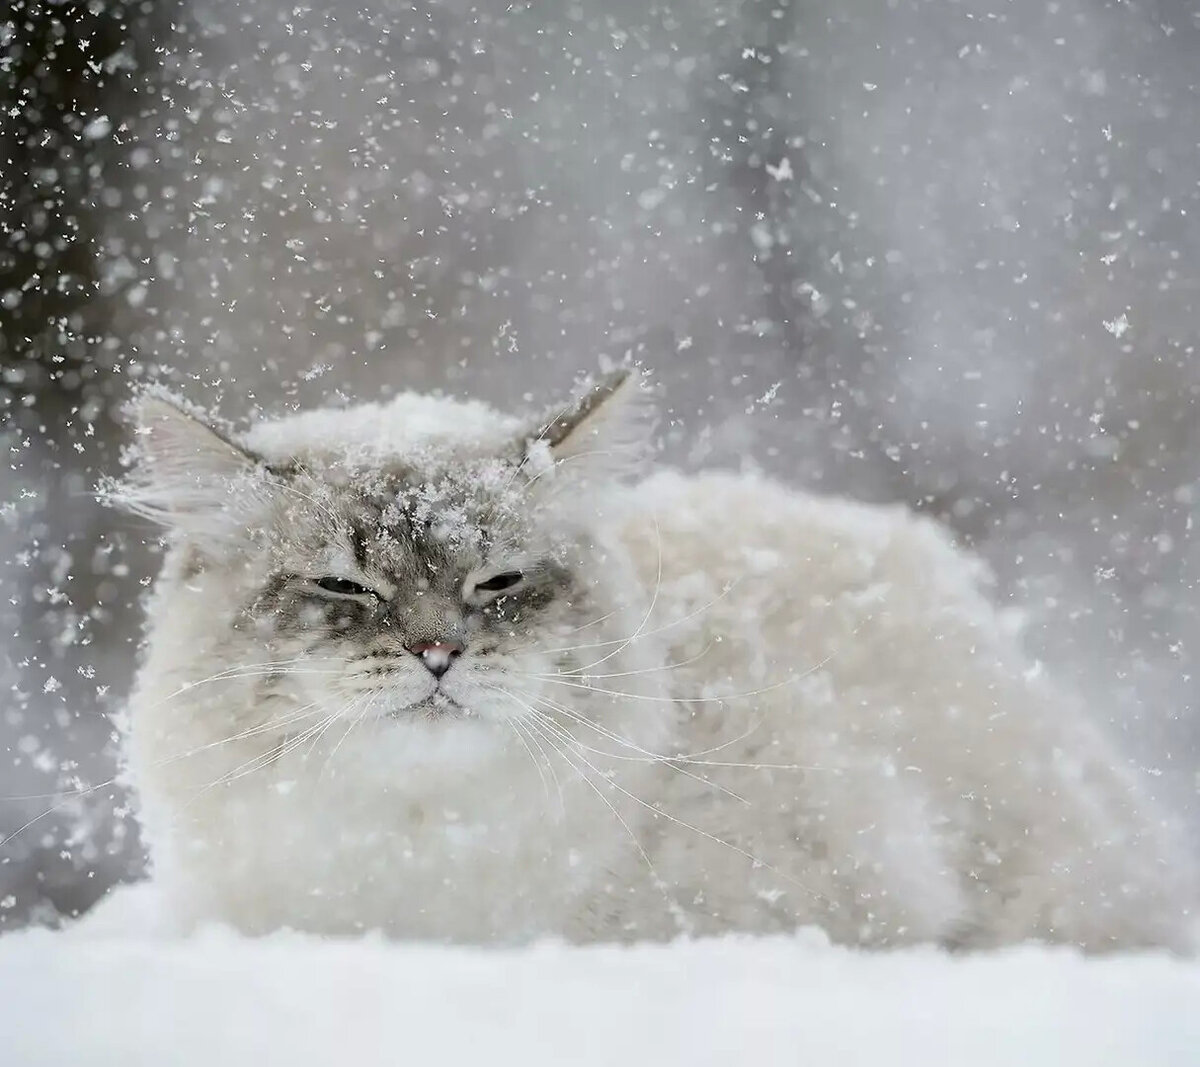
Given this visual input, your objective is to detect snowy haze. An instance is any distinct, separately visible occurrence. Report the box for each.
[1,0,1199,936]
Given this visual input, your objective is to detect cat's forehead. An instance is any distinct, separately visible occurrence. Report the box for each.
[275,458,534,571]
[350,465,517,550]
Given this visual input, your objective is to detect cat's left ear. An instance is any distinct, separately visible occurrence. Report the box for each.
[104,389,272,547]
[522,367,656,484]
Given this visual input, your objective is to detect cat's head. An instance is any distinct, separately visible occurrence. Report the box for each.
[111,370,665,763]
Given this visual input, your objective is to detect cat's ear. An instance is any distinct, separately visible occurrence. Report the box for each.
[522,367,656,485]
[104,390,272,546]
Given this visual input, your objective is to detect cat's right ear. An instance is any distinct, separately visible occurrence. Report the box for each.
[103,390,271,546]
[519,367,657,490]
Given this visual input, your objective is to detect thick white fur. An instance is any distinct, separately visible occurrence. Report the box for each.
[122,381,1196,950]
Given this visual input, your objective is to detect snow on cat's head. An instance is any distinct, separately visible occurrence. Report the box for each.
[111,369,658,763]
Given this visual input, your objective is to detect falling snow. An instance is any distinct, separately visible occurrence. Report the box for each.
[2,0,1199,1054]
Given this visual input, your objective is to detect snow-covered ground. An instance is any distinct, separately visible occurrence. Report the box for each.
[2,887,1197,1067]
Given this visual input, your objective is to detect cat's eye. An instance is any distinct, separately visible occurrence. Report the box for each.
[472,571,524,595]
[312,576,377,598]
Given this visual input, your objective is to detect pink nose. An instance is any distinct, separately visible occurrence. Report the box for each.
[406,641,464,678]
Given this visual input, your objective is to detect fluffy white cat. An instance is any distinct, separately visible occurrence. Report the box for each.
[115,370,1195,949]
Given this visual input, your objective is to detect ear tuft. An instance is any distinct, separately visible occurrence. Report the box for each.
[102,389,269,545]
[527,366,657,484]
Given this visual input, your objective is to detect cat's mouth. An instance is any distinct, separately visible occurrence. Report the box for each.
[388,691,467,720]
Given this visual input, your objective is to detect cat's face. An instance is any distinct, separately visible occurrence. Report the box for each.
[117,371,657,763]
[242,459,624,730]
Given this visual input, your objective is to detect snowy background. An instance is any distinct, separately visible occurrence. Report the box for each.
[2,0,1200,930]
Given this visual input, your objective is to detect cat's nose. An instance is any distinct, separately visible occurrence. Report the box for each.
[406,641,464,679]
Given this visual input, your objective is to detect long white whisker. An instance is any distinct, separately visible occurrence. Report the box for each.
[557,639,717,681]
[508,669,799,705]
[0,791,118,855]
[512,629,853,708]
[564,510,663,676]
[0,703,329,854]
[319,693,376,780]
[529,577,744,659]
[531,710,822,904]
[520,712,690,933]
[510,681,838,773]
[558,607,620,636]
[478,683,564,808]
[506,715,557,812]
[300,698,357,763]
[195,712,340,795]
[1,702,321,804]
[500,606,621,656]
[506,685,750,805]
[145,660,341,713]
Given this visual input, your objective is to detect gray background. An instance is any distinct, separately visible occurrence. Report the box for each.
[2,0,1198,928]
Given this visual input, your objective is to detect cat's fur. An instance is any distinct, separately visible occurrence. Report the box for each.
[116,371,1196,949]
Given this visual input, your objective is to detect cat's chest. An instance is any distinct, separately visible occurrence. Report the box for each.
[191,743,653,939]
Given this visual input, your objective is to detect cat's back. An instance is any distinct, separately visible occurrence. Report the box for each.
[615,468,1058,817]
[613,469,1194,949]
[618,468,1007,681]
[610,470,1015,940]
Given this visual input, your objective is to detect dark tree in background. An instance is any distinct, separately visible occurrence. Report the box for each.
[2,0,187,412]
[0,0,191,924]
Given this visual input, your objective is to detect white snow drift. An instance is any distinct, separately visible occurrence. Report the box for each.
[1,886,1196,1067]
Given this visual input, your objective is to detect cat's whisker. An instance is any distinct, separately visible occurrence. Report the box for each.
[506,670,791,705]
[129,702,331,792]
[504,714,557,813]
[499,606,622,657]
[146,660,342,713]
[191,708,346,797]
[318,693,377,780]
[219,739,310,791]
[487,680,650,756]
[511,639,846,707]
[545,710,749,805]
[528,709,823,904]
[509,679,840,774]
[171,656,337,684]
[519,713,689,931]
[556,639,717,682]
[300,696,361,762]
[193,736,304,795]
[0,789,120,857]
[529,577,744,659]
[561,510,664,677]
[558,607,620,636]
[0,703,330,858]
[498,683,750,805]
[484,683,616,812]
[521,714,566,812]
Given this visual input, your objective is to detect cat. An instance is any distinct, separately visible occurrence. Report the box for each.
[113,368,1196,950]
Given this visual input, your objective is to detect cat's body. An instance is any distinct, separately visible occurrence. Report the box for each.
[119,374,1195,949]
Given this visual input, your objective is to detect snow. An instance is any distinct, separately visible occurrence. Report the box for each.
[1,887,1197,1066]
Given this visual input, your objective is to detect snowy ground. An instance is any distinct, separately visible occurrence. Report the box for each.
[1,887,1197,1067]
